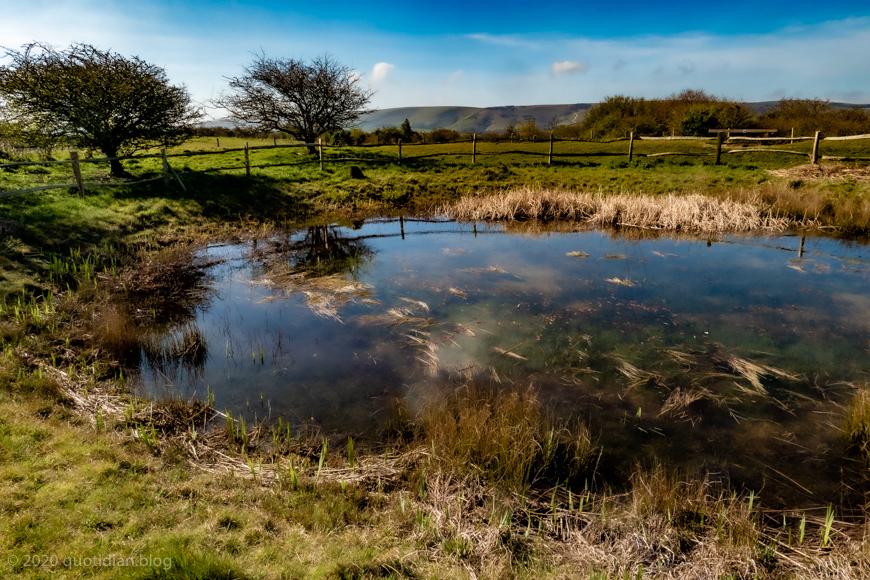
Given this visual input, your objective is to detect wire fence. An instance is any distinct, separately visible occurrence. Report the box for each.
[2,131,870,199]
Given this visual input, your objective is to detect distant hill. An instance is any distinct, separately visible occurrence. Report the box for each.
[356,104,593,133]
[203,101,870,133]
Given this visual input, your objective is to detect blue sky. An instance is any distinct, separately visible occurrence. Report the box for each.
[2,0,868,119]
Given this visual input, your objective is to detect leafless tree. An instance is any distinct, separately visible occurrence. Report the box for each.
[215,53,375,154]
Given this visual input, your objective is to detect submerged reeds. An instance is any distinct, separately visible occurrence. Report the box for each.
[442,187,800,232]
[416,381,595,491]
[844,385,870,464]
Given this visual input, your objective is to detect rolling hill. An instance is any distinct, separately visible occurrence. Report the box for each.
[204,102,870,134]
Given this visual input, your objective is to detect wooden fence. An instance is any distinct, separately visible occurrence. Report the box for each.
[2,132,870,199]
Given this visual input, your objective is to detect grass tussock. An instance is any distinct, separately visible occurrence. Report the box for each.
[443,187,799,232]
[417,382,596,491]
[844,386,870,464]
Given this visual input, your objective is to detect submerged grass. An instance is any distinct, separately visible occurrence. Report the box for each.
[416,382,596,492]
[844,385,870,464]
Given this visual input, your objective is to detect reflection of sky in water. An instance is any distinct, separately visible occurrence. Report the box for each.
[133,219,870,502]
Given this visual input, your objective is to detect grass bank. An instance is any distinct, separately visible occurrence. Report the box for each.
[3,137,870,577]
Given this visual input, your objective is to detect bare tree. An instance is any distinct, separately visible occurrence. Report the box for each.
[0,43,201,177]
[215,53,375,154]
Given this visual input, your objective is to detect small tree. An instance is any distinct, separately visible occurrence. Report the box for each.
[0,43,201,176]
[400,118,415,142]
[215,53,375,154]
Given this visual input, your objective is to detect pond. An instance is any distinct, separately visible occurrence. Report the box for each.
[130,217,870,505]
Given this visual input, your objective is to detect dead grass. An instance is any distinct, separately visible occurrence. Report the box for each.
[844,385,870,465]
[768,163,870,182]
[416,381,596,491]
[442,187,798,232]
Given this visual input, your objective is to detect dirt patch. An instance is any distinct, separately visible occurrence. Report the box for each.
[768,163,870,181]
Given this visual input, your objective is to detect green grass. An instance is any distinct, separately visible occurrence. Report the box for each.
[0,386,470,580]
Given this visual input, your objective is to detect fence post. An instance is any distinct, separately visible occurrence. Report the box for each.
[790,127,794,145]
[162,149,171,187]
[811,131,820,165]
[628,132,634,162]
[70,151,85,198]
[398,139,402,164]
[318,139,323,171]
[245,142,250,177]
[548,133,554,165]
[273,136,277,146]
[715,132,723,165]
[472,133,476,164]
[216,138,220,148]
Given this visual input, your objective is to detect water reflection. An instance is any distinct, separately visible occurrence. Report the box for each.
[128,218,870,503]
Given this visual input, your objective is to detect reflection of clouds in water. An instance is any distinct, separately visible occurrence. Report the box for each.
[832,293,870,327]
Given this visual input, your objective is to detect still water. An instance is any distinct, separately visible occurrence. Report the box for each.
[132,218,870,502]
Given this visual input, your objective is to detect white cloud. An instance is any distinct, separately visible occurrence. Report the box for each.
[371,62,395,81]
[444,70,463,86]
[550,60,588,76]
[467,33,540,50]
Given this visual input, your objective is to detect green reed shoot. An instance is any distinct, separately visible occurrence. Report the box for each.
[245,454,256,479]
[316,438,327,477]
[225,411,235,444]
[419,468,426,499]
[288,457,298,491]
[822,504,835,546]
[347,436,355,469]
[799,513,806,544]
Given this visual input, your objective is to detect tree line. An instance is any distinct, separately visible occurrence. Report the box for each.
[571,90,870,140]
[2,43,869,177]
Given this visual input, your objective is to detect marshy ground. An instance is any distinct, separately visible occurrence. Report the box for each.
[2,138,870,579]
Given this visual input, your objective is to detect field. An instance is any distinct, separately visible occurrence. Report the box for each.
[2,136,870,578]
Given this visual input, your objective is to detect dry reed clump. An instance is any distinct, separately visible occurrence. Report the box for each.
[417,381,595,491]
[139,322,209,381]
[726,180,870,231]
[96,305,140,363]
[442,187,797,232]
[844,386,870,464]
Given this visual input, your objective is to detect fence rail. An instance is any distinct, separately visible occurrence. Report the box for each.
[2,131,869,199]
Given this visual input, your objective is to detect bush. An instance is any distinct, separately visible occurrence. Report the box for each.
[426,127,461,143]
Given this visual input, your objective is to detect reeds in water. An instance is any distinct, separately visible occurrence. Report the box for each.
[442,187,797,233]
[417,381,595,491]
[844,385,870,464]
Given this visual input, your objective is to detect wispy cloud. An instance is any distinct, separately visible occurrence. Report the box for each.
[676,60,694,75]
[444,70,463,86]
[551,60,588,76]
[467,33,540,50]
[371,62,395,81]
